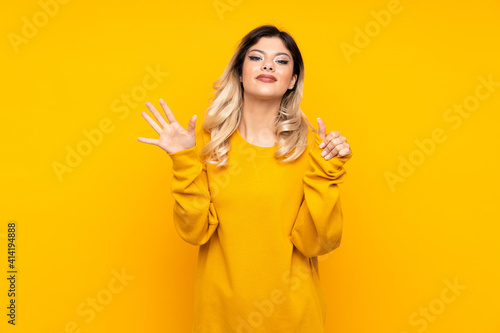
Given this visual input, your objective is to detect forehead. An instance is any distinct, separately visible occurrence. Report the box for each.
[247,37,290,55]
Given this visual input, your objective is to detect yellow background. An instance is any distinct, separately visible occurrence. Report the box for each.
[1,0,499,332]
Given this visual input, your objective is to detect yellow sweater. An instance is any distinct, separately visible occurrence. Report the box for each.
[167,125,353,332]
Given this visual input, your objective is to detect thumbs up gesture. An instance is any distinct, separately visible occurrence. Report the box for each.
[317,117,352,160]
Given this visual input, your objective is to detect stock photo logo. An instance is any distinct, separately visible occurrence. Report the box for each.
[338,0,418,64]
[51,268,135,333]
[51,65,169,182]
[7,0,73,53]
[385,74,498,191]
[213,0,243,20]
[400,277,467,333]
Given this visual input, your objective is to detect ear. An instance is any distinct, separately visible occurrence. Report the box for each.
[288,74,297,90]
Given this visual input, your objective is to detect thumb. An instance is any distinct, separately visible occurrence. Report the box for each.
[187,114,197,135]
[317,117,326,140]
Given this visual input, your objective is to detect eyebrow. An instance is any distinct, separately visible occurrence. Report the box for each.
[248,49,291,59]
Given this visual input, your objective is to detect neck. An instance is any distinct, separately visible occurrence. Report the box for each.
[239,94,281,143]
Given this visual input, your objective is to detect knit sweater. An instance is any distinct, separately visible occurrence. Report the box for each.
[167,124,352,332]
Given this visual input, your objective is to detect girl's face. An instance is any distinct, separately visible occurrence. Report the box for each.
[240,37,297,101]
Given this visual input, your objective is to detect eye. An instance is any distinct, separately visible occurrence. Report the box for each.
[249,56,261,61]
[277,60,289,65]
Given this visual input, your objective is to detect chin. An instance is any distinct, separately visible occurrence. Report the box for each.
[253,93,283,101]
[245,88,286,100]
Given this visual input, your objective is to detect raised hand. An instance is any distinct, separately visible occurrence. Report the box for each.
[137,99,197,154]
[316,117,352,160]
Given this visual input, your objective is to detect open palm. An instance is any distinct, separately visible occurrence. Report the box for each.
[137,99,197,154]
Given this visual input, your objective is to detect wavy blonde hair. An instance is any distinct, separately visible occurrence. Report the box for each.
[201,24,317,168]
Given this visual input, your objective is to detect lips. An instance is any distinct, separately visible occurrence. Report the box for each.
[256,74,277,82]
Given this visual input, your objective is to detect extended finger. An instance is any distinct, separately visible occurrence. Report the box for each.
[317,117,326,140]
[137,137,159,145]
[146,101,169,128]
[159,99,178,124]
[141,111,163,135]
[187,114,197,135]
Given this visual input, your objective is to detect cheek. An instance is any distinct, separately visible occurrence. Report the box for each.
[242,63,257,79]
[243,66,252,79]
[284,67,294,78]
[279,70,293,85]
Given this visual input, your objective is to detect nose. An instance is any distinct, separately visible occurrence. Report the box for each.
[262,61,274,71]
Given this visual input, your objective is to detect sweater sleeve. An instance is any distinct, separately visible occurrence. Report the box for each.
[290,131,353,258]
[166,129,219,246]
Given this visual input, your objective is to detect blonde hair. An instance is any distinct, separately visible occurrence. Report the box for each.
[201,25,317,168]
